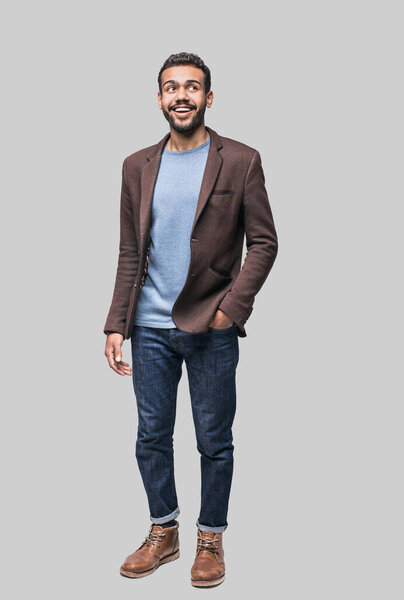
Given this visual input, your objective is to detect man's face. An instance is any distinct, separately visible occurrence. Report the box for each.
[158,65,213,133]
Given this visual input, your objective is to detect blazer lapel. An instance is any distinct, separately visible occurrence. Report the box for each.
[139,131,170,251]
[191,126,223,231]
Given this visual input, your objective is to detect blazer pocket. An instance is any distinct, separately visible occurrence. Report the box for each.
[208,265,233,280]
[210,190,234,196]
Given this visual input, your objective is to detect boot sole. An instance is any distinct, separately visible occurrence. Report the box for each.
[191,573,225,587]
[120,549,180,578]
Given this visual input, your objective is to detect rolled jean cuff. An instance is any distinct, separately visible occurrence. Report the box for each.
[150,507,180,525]
[196,520,228,533]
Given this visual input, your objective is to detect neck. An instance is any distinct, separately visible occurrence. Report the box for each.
[166,124,209,151]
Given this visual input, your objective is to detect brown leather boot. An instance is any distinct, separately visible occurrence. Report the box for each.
[120,522,179,578]
[190,527,225,587]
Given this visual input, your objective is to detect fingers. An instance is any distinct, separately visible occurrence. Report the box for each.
[105,343,132,376]
[110,358,132,376]
[111,356,132,376]
[115,360,132,376]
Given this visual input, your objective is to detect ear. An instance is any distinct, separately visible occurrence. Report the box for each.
[206,90,214,108]
[157,91,162,110]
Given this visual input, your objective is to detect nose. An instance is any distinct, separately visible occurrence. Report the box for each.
[176,85,190,102]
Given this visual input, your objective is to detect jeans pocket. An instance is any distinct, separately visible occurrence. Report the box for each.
[208,323,235,332]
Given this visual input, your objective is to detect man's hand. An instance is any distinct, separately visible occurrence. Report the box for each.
[209,309,233,329]
[105,333,132,376]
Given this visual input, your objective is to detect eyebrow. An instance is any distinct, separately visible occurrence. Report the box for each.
[163,79,202,87]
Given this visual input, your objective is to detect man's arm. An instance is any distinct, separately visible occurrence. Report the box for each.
[217,150,278,330]
[103,157,140,337]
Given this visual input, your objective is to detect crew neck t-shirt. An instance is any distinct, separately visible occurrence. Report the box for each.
[134,136,210,328]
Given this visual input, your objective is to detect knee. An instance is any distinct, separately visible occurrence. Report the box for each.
[136,432,174,457]
[196,436,234,460]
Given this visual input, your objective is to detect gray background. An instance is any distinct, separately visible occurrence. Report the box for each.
[1,0,402,598]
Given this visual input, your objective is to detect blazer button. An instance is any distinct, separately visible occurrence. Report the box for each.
[191,273,195,276]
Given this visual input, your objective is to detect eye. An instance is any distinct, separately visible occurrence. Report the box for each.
[166,85,175,92]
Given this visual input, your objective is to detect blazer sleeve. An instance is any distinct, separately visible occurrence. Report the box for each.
[103,158,140,336]
[217,150,278,329]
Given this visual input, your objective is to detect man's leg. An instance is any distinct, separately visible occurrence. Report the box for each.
[131,325,183,524]
[182,324,239,532]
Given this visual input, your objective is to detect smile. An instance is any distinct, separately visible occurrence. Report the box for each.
[171,106,195,116]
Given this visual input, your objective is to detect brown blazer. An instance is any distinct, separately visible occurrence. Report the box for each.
[103,126,278,339]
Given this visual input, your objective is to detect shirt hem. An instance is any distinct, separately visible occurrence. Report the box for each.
[133,320,177,329]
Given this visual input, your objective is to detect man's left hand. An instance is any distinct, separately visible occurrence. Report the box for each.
[209,309,233,329]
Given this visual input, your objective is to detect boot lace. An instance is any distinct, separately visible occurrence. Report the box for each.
[142,525,167,549]
[197,533,219,555]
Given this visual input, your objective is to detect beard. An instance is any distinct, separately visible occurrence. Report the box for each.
[162,103,207,133]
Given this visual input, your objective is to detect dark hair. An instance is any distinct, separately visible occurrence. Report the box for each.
[158,52,211,94]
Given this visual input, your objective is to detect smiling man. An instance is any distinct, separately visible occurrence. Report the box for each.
[103,52,278,587]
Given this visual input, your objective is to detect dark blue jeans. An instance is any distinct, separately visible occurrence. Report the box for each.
[130,323,239,533]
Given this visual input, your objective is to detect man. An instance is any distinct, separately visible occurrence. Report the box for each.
[103,52,278,587]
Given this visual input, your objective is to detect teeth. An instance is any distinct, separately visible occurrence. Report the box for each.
[174,107,192,112]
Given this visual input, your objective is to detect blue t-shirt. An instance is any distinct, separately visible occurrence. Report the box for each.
[134,136,210,327]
